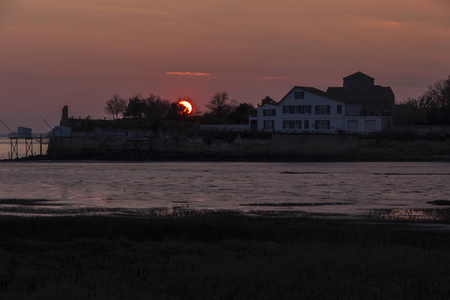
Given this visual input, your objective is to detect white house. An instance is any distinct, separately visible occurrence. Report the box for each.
[250,72,394,133]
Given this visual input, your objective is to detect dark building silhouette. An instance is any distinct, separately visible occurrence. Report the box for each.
[60,105,69,126]
[326,71,395,116]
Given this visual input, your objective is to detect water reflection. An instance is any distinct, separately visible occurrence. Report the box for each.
[368,208,450,222]
[0,162,449,223]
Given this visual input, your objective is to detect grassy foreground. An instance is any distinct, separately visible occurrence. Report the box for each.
[0,212,449,299]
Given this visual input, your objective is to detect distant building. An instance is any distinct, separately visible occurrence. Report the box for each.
[250,72,394,133]
[327,72,395,116]
[17,127,32,138]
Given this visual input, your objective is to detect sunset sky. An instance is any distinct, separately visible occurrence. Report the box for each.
[1,0,449,133]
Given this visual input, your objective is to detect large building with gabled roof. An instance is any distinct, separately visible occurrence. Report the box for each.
[327,71,395,116]
[250,72,394,133]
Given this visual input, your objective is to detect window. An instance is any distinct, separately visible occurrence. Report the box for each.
[347,120,358,131]
[337,105,342,114]
[263,109,276,116]
[282,106,294,114]
[283,120,302,130]
[282,105,311,114]
[315,105,331,115]
[299,105,311,114]
[364,120,376,132]
[264,120,274,130]
[304,120,309,129]
[294,91,305,99]
[315,120,330,130]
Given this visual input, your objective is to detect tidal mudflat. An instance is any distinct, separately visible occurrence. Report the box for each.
[1,162,450,219]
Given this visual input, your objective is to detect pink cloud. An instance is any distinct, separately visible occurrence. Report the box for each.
[383,21,401,27]
[263,76,287,80]
[165,72,211,76]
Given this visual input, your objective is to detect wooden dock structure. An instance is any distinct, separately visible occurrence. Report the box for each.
[1,120,48,160]
[7,131,47,159]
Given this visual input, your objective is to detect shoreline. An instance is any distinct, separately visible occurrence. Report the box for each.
[0,204,449,225]
[0,195,449,226]
[3,153,450,162]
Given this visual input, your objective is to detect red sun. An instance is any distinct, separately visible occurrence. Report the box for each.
[177,100,193,114]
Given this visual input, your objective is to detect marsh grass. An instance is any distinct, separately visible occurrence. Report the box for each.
[0,212,449,299]
[0,199,62,206]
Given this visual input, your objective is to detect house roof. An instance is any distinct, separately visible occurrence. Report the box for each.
[343,71,374,80]
[278,86,339,103]
[325,87,365,103]
[261,72,393,108]
[326,85,395,104]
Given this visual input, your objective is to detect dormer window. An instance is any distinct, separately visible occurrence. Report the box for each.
[294,91,304,99]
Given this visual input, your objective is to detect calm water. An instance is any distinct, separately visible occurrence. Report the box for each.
[0,138,48,160]
[0,161,449,219]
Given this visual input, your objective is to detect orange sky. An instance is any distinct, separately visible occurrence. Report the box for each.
[1,0,449,133]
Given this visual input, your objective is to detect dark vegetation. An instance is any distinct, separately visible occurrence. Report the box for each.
[0,212,449,299]
[202,92,257,125]
[200,130,272,144]
[68,117,199,132]
[394,75,450,125]
[427,200,450,206]
[100,92,259,130]
[364,130,449,141]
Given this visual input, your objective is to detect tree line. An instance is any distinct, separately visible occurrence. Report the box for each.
[105,75,450,127]
[395,75,450,125]
[104,92,277,125]
[104,94,187,121]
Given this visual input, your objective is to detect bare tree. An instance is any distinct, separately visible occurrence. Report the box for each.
[422,75,450,110]
[104,94,127,120]
[206,92,236,118]
[143,94,171,120]
[397,75,450,125]
[412,76,450,124]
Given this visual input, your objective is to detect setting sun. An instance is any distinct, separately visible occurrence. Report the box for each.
[178,100,193,114]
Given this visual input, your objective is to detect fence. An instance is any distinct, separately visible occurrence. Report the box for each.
[199,125,250,132]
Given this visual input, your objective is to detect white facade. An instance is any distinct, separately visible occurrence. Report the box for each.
[250,87,392,134]
[344,116,392,133]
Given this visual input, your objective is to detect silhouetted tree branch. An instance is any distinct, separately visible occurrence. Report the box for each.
[124,95,146,120]
[395,75,450,125]
[104,95,127,120]
[206,92,236,118]
[229,103,257,124]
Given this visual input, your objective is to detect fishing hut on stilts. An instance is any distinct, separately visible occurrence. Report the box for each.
[1,119,46,160]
